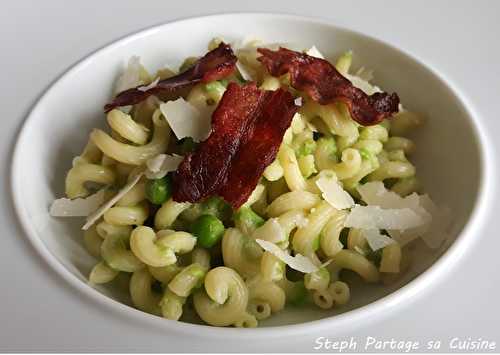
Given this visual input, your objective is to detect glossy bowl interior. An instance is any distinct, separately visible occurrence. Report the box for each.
[11,13,489,337]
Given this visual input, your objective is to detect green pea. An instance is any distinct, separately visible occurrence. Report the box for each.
[145,176,172,205]
[192,214,225,248]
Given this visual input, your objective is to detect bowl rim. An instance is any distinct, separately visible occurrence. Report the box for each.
[10,12,494,339]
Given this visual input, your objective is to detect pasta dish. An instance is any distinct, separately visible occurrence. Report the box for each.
[50,38,451,327]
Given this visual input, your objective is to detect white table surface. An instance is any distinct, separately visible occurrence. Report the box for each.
[2,0,499,352]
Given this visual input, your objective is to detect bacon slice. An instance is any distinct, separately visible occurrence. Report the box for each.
[173,83,298,208]
[219,89,297,207]
[104,43,237,112]
[172,83,265,203]
[257,47,399,126]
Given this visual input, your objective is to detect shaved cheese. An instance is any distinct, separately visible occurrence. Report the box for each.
[50,189,106,217]
[137,77,160,92]
[115,56,143,94]
[361,229,395,251]
[82,173,143,230]
[145,154,183,179]
[419,195,452,249]
[236,61,253,81]
[255,239,318,273]
[316,176,354,210]
[160,98,211,142]
[252,219,286,243]
[358,182,448,247]
[345,205,424,230]
[306,46,324,59]
[294,97,303,106]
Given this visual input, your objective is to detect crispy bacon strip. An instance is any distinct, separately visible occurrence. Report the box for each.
[257,47,399,125]
[172,83,265,203]
[219,88,297,207]
[173,83,298,208]
[104,43,237,112]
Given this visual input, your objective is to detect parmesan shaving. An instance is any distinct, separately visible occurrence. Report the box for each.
[137,77,160,92]
[236,61,253,81]
[114,56,143,94]
[419,195,452,249]
[160,98,211,142]
[306,46,325,59]
[316,176,355,210]
[49,189,106,217]
[255,239,318,273]
[345,205,424,230]
[145,154,183,179]
[82,173,143,230]
[294,97,303,106]
[357,182,449,247]
[361,229,395,251]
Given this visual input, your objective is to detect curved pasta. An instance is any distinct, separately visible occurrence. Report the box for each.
[360,125,388,142]
[160,289,186,320]
[247,276,286,313]
[312,289,334,309]
[101,233,144,272]
[320,210,348,257]
[103,202,149,226]
[89,261,119,284]
[193,267,249,326]
[168,263,207,297]
[222,228,262,278]
[331,249,379,282]
[90,110,171,165]
[278,145,308,191]
[130,226,196,267]
[292,201,336,256]
[115,182,146,207]
[267,190,320,217]
[130,268,161,315]
[391,177,420,197]
[332,148,362,180]
[73,139,102,166]
[107,109,150,145]
[328,280,350,305]
[368,161,415,181]
[304,268,330,292]
[83,226,103,258]
[384,137,415,154]
[148,264,182,284]
[154,199,192,230]
[248,300,272,320]
[65,163,116,198]
[96,221,132,239]
[260,251,285,282]
[234,312,258,328]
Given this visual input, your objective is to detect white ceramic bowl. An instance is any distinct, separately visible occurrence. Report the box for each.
[11,13,492,338]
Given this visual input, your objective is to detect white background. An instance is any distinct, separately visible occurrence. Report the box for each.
[1,0,499,352]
